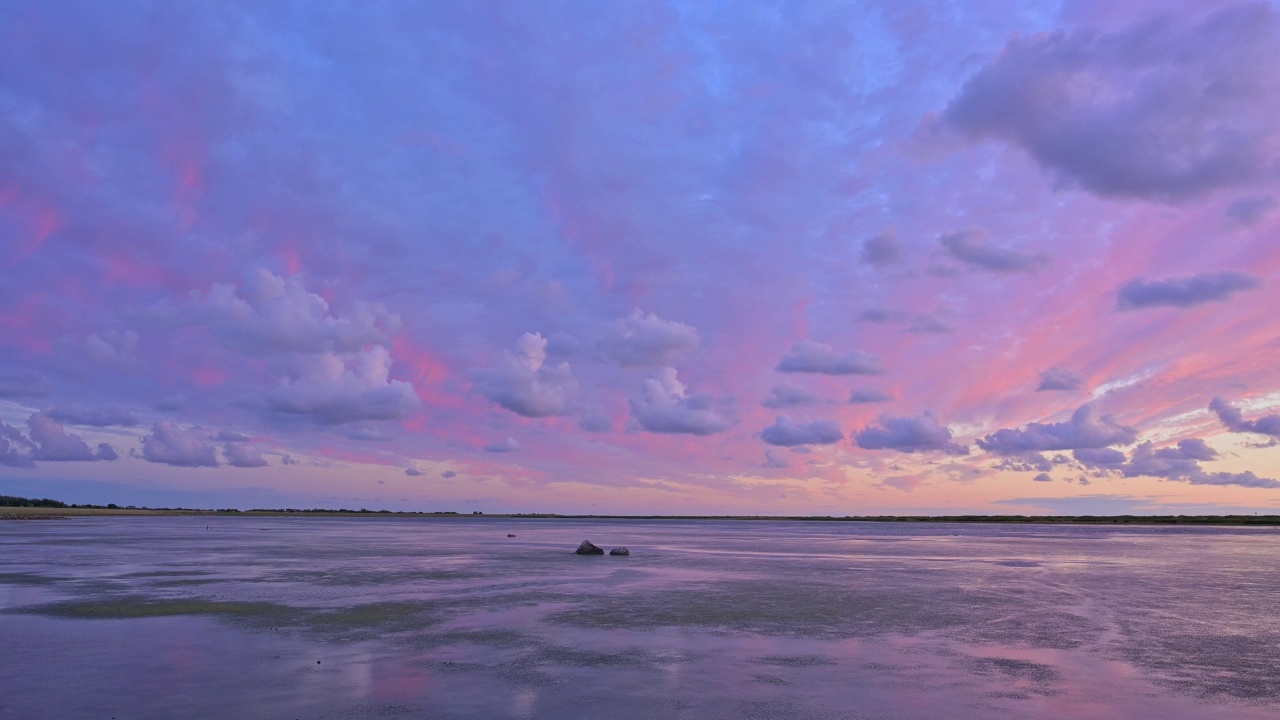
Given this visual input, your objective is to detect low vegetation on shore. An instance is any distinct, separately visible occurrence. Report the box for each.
[1,495,1278,525]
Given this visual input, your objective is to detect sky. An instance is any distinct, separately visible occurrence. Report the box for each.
[4,0,1280,515]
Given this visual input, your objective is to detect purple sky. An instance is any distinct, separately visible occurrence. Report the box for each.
[4,0,1280,515]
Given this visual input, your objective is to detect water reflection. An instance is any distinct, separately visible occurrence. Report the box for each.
[1,518,1278,718]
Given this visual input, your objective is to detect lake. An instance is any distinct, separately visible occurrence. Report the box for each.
[2,517,1278,719]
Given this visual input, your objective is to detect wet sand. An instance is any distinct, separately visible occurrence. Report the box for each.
[2,518,1279,719]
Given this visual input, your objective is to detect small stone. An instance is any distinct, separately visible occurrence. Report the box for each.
[575,540,604,555]
[609,547,630,556]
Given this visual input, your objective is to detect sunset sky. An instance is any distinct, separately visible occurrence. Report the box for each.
[4,0,1280,515]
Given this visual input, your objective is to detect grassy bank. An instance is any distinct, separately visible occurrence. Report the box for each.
[2,504,1279,526]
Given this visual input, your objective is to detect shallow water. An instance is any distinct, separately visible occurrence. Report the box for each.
[2,518,1279,719]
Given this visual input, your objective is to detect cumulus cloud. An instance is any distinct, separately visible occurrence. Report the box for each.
[761,416,843,447]
[484,437,521,453]
[849,388,893,404]
[140,421,219,467]
[441,470,458,479]
[46,407,139,427]
[860,233,901,267]
[946,3,1280,200]
[0,421,35,467]
[629,367,733,436]
[265,345,420,424]
[27,412,117,462]
[223,442,268,468]
[474,333,578,418]
[0,370,51,399]
[761,382,818,409]
[777,341,884,375]
[978,405,1137,455]
[600,309,699,366]
[1033,473,1053,482]
[1210,397,1280,436]
[404,467,423,476]
[1072,446,1128,469]
[198,269,399,354]
[938,232,1050,274]
[1037,368,1084,392]
[854,412,968,455]
[1116,272,1258,310]
[1120,440,1278,488]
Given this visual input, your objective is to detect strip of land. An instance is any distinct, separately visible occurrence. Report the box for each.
[2,504,1278,525]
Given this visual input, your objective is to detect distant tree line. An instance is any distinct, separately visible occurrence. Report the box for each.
[0,494,68,508]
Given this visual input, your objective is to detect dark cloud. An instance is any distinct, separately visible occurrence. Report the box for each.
[0,370,51,399]
[154,395,186,411]
[777,341,884,375]
[1210,397,1280,436]
[761,416,843,447]
[856,308,903,324]
[881,476,924,492]
[600,309,699,367]
[629,368,733,436]
[1072,447,1128,469]
[854,412,968,455]
[213,430,252,442]
[441,470,458,479]
[860,233,901,267]
[264,346,420,425]
[938,233,1050,274]
[906,315,953,334]
[1037,368,1084,392]
[1227,195,1277,226]
[404,467,423,477]
[1033,473,1052,482]
[83,330,139,366]
[761,383,818,409]
[1116,272,1258,310]
[762,449,790,468]
[849,388,893,404]
[946,4,1280,200]
[978,405,1138,455]
[578,413,612,433]
[140,421,219,467]
[484,437,521,453]
[46,406,139,427]
[474,333,578,418]
[994,452,1056,473]
[223,442,268,468]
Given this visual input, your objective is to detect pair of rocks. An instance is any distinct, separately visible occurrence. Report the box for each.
[575,540,629,556]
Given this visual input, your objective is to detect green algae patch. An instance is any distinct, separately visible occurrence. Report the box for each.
[299,601,444,640]
[0,572,62,586]
[21,597,295,622]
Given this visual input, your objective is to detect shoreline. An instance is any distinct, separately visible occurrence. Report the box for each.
[3,505,1279,526]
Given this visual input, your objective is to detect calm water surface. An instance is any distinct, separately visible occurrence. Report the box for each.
[2,518,1279,719]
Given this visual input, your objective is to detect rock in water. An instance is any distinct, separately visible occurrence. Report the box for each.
[507,534,516,537]
[609,547,630,556]
[575,540,604,555]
